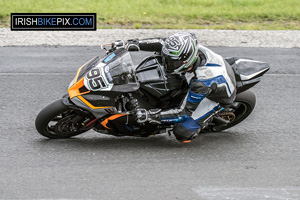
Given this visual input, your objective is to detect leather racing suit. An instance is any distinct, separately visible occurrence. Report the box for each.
[128,37,237,141]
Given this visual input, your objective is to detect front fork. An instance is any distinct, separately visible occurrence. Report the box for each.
[61,93,98,130]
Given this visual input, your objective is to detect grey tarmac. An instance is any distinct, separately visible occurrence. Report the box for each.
[0,46,299,200]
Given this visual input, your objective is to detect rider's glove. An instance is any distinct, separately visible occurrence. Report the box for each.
[135,108,161,124]
[112,39,140,51]
[125,39,140,51]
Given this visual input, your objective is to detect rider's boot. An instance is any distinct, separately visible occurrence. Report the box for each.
[172,118,202,143]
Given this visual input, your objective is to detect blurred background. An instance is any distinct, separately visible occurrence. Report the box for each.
[1,0,300,30]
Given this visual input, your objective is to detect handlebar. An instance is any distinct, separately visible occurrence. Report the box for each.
[101,40,125,54]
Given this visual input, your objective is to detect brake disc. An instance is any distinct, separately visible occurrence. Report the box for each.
[54,115,79,136]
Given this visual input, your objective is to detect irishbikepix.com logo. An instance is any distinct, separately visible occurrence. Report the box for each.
[11,13,96,31]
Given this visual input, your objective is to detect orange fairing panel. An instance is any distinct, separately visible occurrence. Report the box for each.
[68,78,113,110]
[68,56,114,110]
[68,77,90,99]
[101,114,127,129]
[69,57,98,99]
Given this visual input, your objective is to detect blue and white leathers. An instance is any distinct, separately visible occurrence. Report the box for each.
[160,44,236,140]
[194,45,235,97]
[182,44,236,119]
[127,35,237,141]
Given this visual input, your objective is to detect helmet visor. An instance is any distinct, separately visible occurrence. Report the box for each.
[164,57,184,73]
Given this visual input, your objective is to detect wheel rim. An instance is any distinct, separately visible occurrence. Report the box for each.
[230,102,248,124]
[45,110,81,137]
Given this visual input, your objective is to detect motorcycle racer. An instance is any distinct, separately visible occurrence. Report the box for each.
[36,32,269,142]
[114,32,237,143]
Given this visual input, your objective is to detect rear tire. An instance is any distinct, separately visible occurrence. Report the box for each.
[212,90,256,132]
[35,99,87,139]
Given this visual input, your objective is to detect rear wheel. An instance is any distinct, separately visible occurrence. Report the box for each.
[35,99,92,139]
[211,90,256,132]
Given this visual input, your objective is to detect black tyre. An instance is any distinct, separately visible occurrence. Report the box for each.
[35,99,88,139]
[212,90,256,132]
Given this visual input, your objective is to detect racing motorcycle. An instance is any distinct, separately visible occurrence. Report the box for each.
[35,44,270,140]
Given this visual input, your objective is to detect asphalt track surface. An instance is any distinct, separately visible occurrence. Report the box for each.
[0,46,299,200]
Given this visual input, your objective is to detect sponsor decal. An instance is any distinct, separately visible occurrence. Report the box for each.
[104,65,110,73]
[104,65,113,83]
[104,53,115,63]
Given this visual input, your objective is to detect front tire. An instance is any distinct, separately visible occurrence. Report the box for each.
[35,99,88,139]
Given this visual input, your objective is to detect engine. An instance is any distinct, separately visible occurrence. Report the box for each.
[115,93,139,112]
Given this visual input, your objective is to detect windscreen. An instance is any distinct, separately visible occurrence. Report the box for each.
[106,50,136,85]
[82,49,137,92]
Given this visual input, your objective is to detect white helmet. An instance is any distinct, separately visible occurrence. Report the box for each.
[162,32,198,74]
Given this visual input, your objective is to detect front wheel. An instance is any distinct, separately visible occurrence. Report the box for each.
[35,99,92,139]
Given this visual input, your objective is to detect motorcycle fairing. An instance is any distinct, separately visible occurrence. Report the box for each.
[68,56,101,99]
[83,62,114,92]
[70,96,114,118]
[67,57,115,112]
[234,58,270,81]
[68,78,114,112]
[226,57,270,94]
[135,55,169,98]
[68,78,90,99]
[68,49,139,116]
[72,56,101,86]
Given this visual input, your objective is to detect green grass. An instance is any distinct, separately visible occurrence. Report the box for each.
[1,0,300,30]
